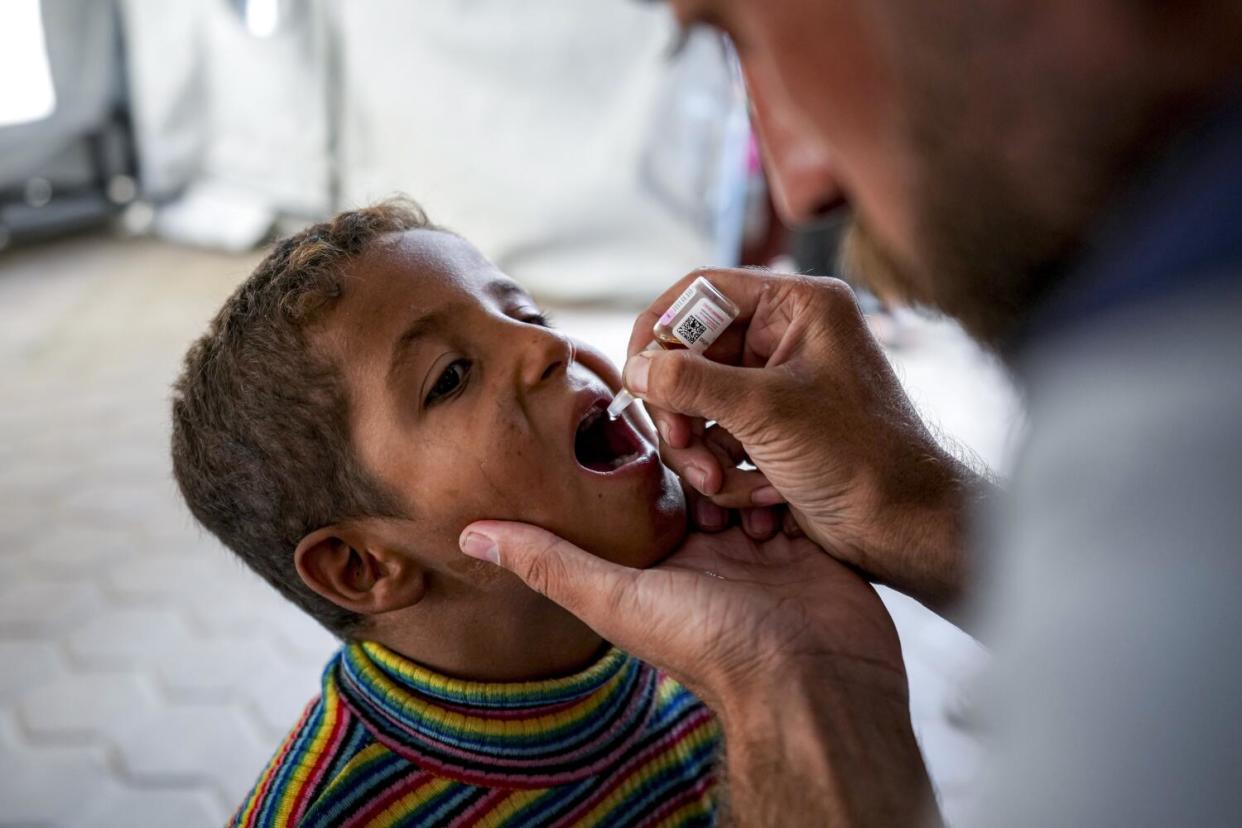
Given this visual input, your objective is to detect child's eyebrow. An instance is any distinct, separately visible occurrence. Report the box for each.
[486,279,532,304]
[386,281,532,382]
[387,309,453,381]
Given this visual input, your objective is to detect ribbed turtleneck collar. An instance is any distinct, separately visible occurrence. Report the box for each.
[332,642,661,788]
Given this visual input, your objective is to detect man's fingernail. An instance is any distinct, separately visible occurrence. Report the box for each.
[750,485,783,506]
[748,508,776,536]
[686,465,710,493]
[696,498,726,530]
[624,353,652,395]
[656,419,672,445]
[459,531,499,564]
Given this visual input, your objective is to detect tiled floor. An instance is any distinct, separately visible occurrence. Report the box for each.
[0,233,1020,826]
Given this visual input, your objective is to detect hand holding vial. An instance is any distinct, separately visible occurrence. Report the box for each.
[623,268,980,615]
[607,276,742,420]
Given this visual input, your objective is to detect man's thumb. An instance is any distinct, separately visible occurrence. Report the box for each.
[625,349,760,430]
[459,520,638,641]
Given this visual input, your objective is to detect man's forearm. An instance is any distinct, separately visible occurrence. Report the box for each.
[718,669,940,827]
[869,457,995,631]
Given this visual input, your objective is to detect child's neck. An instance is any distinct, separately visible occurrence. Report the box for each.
[367,590,607,682]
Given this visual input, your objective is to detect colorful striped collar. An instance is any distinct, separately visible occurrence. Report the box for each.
[331,642,661,787]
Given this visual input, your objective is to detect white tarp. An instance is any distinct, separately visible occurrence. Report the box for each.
[0,0,57,129]
[120,0,332,216]
[117,0,735,298]
[0,0,119,190]
[332,1,732,299]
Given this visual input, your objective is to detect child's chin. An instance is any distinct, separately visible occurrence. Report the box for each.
[579,469,686,568]
[634,474,688,567]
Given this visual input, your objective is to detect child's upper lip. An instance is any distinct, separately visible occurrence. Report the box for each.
[567,383,658,476]
[568,385,613,447]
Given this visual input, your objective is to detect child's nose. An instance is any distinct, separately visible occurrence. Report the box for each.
[518,327,573,389]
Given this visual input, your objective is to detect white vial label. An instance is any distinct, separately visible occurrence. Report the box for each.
[658,285,698,327]
[672,296,730,351]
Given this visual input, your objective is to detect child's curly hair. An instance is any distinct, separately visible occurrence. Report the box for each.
[171,197,437,637]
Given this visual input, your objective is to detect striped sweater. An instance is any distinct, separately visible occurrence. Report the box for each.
[230,642,721,827]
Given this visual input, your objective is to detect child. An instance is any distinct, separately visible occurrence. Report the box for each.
[171,198,721,827]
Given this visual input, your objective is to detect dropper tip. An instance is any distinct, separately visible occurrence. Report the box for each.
[606,389,635,420]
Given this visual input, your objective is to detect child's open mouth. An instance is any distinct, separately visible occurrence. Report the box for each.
[574,400,647,473]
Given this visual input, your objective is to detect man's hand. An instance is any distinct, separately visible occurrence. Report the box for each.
[626,268,984,617]
[459,523,938,826]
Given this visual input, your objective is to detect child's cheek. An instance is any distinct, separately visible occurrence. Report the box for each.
[455,442,554,523]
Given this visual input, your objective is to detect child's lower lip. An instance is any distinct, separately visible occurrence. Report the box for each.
[572,403,658,478]
[576,443,659,478]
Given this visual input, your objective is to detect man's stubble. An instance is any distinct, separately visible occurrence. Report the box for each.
[837,1,1213,353]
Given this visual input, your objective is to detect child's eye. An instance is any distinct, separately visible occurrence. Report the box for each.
[426,359,471,406]
[522,311,553,328]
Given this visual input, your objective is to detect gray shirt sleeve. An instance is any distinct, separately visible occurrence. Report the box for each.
[968,286,1242,827]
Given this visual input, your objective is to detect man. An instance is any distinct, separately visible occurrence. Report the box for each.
[457,1,1242,824]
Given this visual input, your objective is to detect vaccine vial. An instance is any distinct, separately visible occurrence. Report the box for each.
[607,276,741,419]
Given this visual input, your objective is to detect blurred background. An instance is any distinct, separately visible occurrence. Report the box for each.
[1,0,1019,825]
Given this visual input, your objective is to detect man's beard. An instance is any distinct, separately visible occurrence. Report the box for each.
[835,112,1095,356]
[836,190,1080,356]
[837,2,1206,356]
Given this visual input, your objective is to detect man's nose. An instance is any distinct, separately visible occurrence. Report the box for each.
[747,71,843,225]
[517,325,574,390]
[764,133,842,225]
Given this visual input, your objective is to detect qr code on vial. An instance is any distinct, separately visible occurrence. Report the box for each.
[676,314,708,345]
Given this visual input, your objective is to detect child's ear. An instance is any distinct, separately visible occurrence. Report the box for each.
[294,520,426,617]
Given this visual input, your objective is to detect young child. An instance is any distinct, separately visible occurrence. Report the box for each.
[171,199,721,827]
